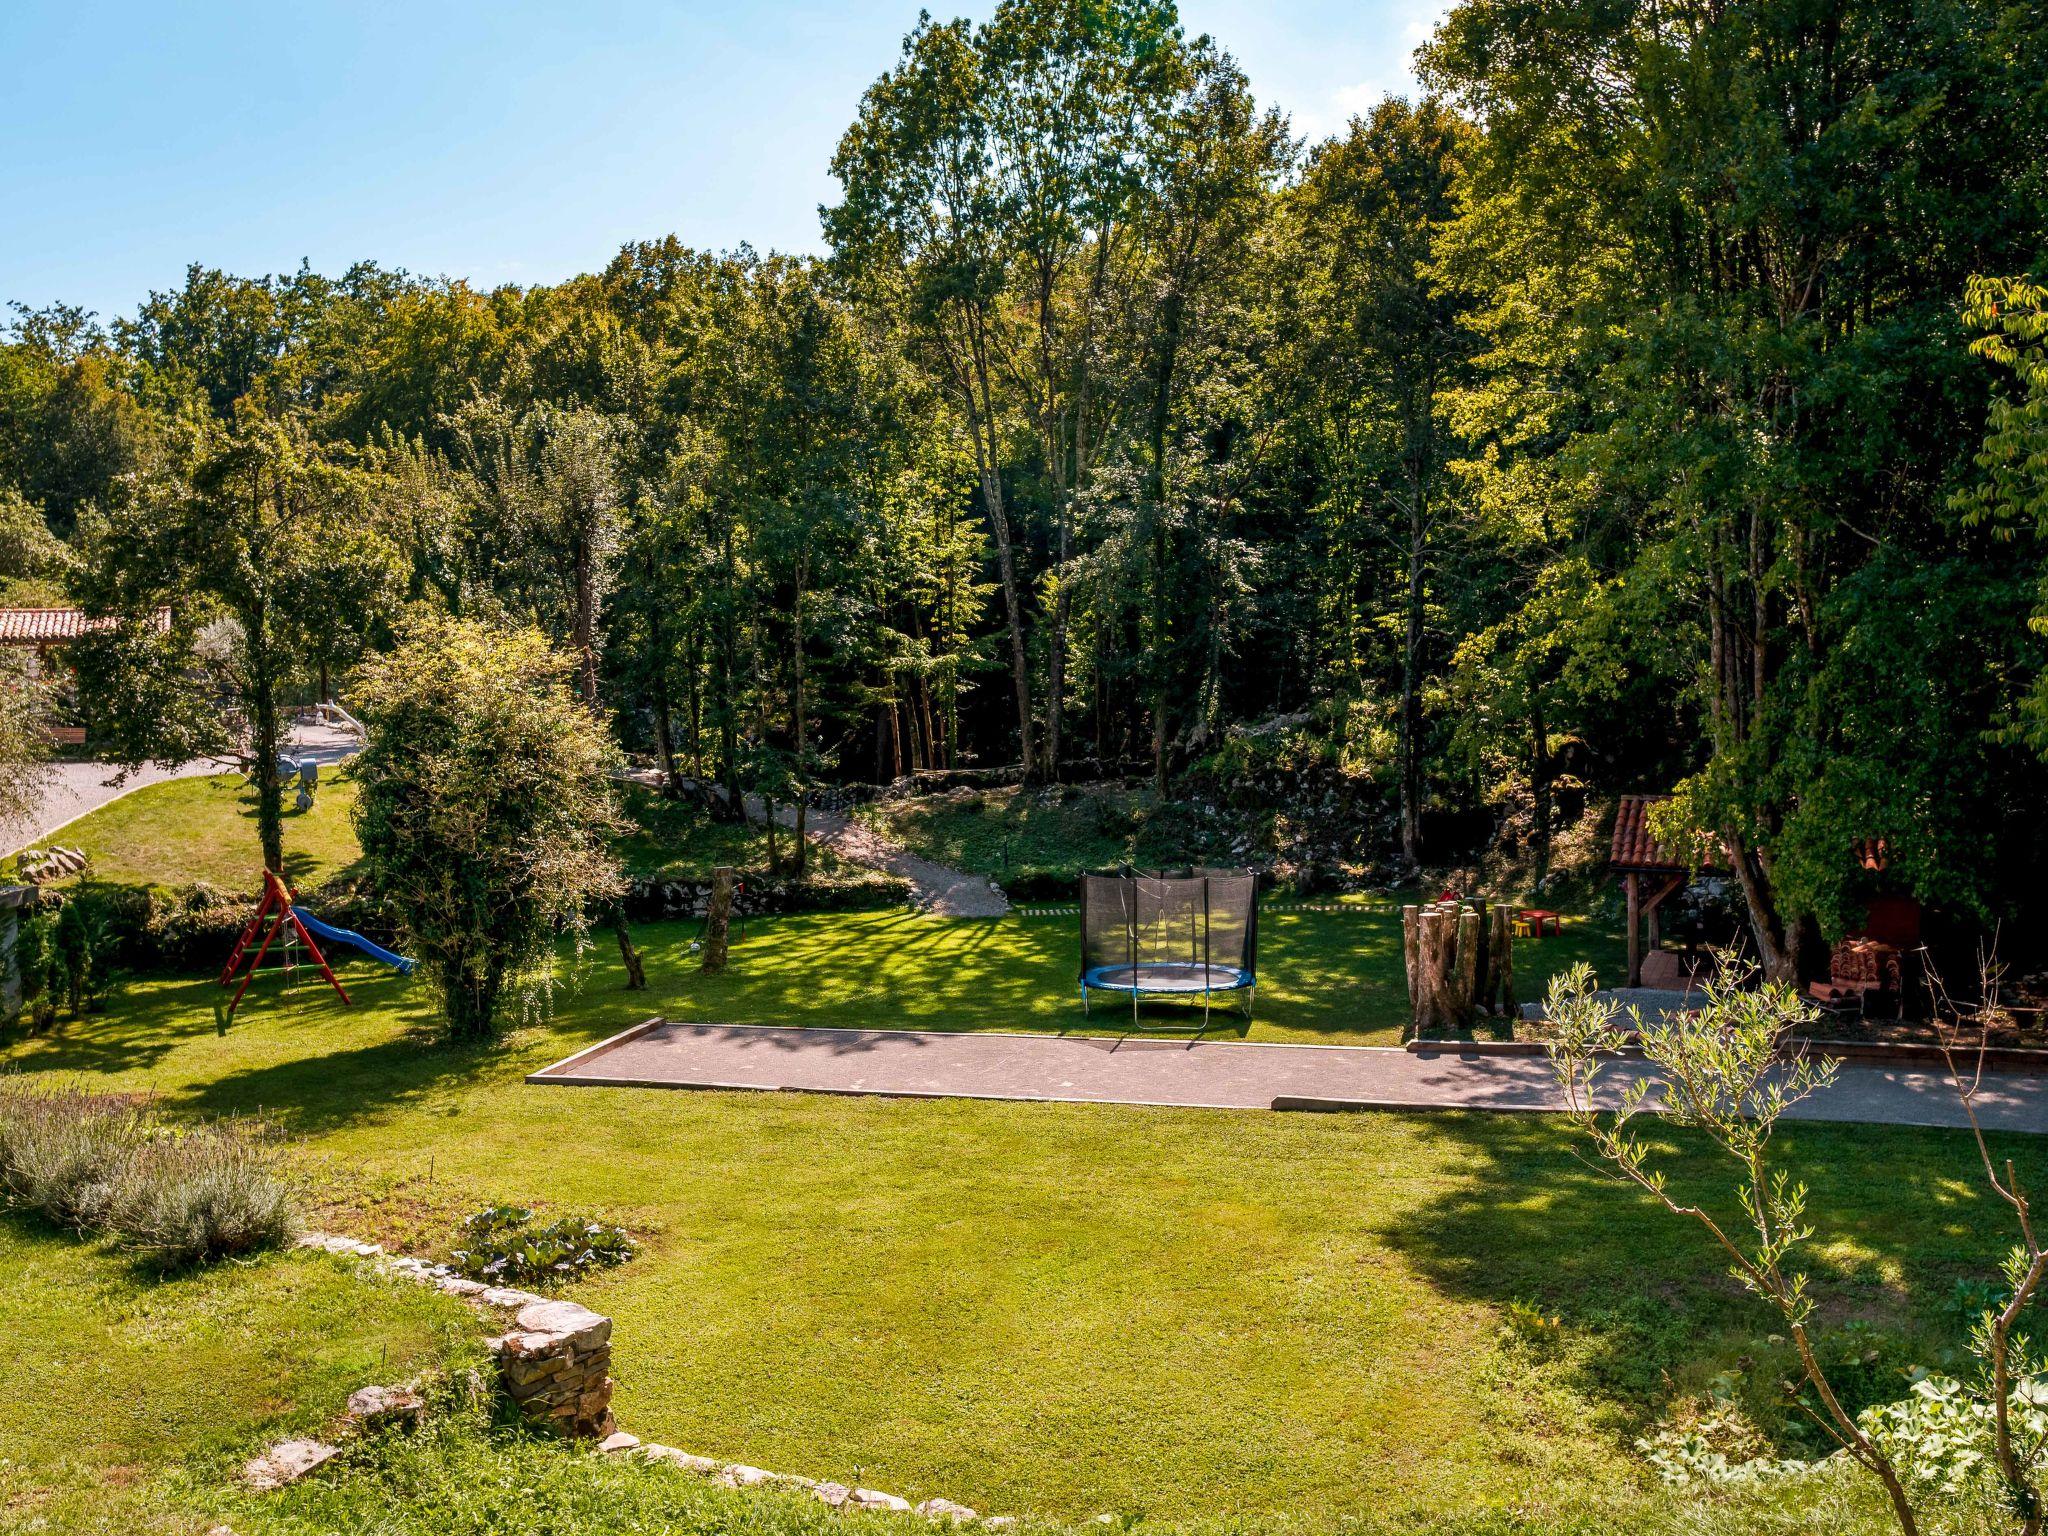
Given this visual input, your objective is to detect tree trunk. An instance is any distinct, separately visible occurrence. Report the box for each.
[572,529,599,704]
[956,320,1036,775]
[700,866,735,975]
[1530,691,1551,884]
[439,954,506,1041]
[249,627,285,875]
[611,904,646,990]
[1398,488,1425,869]
[649,594,678,789]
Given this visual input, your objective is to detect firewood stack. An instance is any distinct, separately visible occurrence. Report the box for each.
[1403,898,1515,1037]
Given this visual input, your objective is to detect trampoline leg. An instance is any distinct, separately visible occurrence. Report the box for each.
[1082,985,1091,1016]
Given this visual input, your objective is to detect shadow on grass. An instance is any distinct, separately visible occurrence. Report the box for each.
[1374,1104,2048,1448]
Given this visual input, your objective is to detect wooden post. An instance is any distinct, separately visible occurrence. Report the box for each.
[1414,906,1446,1035]
[1402,904,1421,1015]
[1625,871,1642,988]
[1454,907,1481,1029]
[1485,903,1514,1015]
[701,866,736,975]
[1469,898,1490,1013]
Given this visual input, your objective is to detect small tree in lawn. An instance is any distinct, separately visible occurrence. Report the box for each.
[350,617,623,1043]
[1542,961,1926,1534]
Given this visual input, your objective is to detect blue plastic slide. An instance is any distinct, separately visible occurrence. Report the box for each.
[294,909,416,976]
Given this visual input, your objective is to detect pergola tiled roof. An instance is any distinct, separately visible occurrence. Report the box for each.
[1611,794,1722,872]
[0,607,170,644]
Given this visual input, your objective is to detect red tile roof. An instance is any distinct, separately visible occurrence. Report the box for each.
[0,607,170,644]
[1611,794,1723,871]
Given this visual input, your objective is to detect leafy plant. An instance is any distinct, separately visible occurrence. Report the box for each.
[449,1205,635,1290]
[54,888,115,1014]
[1544,958,1924,1533]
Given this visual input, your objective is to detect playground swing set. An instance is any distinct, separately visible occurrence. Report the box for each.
[215,868,415,1031]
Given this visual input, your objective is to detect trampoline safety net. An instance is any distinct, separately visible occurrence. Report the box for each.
[1079,869,1258,1021]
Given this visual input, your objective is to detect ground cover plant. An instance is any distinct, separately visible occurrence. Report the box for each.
[450,1203,636,1289]
[3,940,2039,1530]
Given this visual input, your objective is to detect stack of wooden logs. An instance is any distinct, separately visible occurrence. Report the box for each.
[1402,898,1515,1037]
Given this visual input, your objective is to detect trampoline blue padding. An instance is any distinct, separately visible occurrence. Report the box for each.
[1082,961,1254,995]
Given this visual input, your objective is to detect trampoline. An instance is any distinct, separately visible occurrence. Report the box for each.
[1079,867,1258,1030]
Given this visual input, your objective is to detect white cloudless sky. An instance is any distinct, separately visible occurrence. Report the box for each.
[0,0,1450,324]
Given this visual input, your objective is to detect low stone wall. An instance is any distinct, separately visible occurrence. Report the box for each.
[493,1298,615,1438]
[294,1232,1000,1522]
[296,1234,613,1438]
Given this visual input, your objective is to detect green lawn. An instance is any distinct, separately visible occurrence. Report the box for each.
[38,774,885,899]
[43,771,364,895]
[0,1218,473,1534]
[5,915,2037,1533]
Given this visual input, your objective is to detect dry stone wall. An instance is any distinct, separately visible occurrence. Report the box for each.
[290,1232,1000,1522]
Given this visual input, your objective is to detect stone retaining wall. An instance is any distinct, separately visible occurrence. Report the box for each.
[295,1232,999,1522]
[297,1234,613,1438]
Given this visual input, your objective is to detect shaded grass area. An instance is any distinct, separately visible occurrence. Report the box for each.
[92,902,1612,1050]
[0,1217,472,1533]
[853,784,1244,888]
[43,772,363,896]
[5,923,2039,1528]
[615,786,866,884]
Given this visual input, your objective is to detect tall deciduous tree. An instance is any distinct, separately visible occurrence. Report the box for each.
[72,410,404,873]
[828,16,1040,774]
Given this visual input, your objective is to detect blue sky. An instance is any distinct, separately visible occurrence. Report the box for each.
[0,0,1447,325]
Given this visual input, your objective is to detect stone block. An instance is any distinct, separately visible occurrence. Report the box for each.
[917,1499,980,1522]
[513,1300,611,1352]
[852,1488,913,1513]
[598,1431,641,1454]
[243,1438,340,1489]
[343,1384,425,1431]
[638,1445,722,1474]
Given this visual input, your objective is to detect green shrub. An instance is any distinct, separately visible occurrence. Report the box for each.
[103,1122,298,1266]
[0,1082,296,1266]
[0,1084,138,1228]
[54,888,115,1014]
[450,1204,635,1289]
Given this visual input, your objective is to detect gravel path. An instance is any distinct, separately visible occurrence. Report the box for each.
[0,722,362,857]
[532,1020,2047,1133]
[747,798,1010,918]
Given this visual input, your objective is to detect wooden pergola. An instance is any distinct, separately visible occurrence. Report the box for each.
[1610,795,1719,988]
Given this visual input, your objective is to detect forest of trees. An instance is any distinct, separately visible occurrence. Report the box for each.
[3,0,2047,979]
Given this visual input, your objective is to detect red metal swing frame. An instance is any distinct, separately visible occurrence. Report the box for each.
[217,868,350,1024]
